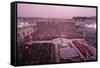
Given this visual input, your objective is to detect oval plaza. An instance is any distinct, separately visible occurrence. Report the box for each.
[17,17,96,65]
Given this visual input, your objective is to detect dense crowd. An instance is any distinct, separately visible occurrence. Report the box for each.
[17,43,56,65]
[16,20,97,65]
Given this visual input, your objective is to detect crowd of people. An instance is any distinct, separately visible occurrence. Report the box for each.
[16,19,97,65]
[17,43,56,65]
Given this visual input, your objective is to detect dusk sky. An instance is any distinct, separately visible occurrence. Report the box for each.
[17,3,96,19]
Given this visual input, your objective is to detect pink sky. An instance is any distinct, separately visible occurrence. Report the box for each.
[17,3,96,19]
